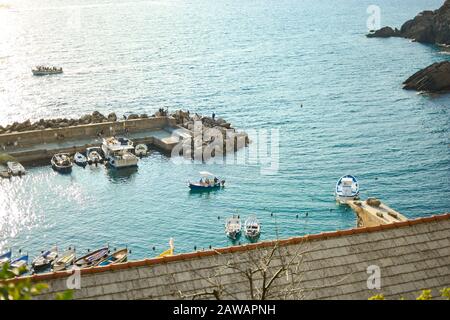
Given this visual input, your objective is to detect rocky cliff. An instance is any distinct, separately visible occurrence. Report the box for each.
[403,61,450,92]
[367,0,450,45]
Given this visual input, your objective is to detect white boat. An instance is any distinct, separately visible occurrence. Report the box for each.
[244,215,261,239]
[225,215,242,240]
[134,144,149,157]
[74,152,88,166]
[32,66,63,76]
[335,175,360,204]
[6,161,26,176]
[102,137,139,169]
[32,247,58,272]
[52,248,76,272]
[86,147,103,164]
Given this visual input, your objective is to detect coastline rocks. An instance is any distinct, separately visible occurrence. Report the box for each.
[366,26,401,38]
[107,112,117,122]
[403,61,450,92]
[367,0,450,45]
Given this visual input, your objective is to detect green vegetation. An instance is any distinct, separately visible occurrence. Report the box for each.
[0,263,73,300]
[0,153,16,165]
[369,288,450,300]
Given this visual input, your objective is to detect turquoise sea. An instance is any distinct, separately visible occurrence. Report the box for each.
[0,0,449,259]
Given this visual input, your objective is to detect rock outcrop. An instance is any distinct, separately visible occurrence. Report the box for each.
[367,0,450,45]
[403,61,450,92]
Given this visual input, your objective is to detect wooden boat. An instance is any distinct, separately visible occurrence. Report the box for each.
[97,248,128,266]
[6,161,26,176]
[86,147,103,164]
[188,171,225,191]
[0,164,11,179]
[32,247,58,273]
[52,248,76,272]
[335,175,360,204]
[32,66,63,76]
[225,215,241,240]
[244,215,261,239]
[74,152,88,167]
[51,153,73,173]
[9,254,28,275]
[0,249,12,267]
[74,247,108,268]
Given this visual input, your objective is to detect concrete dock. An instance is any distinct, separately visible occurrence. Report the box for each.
[348,197,408,227]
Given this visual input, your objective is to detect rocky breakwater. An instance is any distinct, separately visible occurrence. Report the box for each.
[0,111,151,135]
[171,110,249,160]
[403,61,450,93]
[367,0,450,45]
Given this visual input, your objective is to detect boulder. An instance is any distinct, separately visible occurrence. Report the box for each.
[127,114,139,120]
[403,61,450,92]
[366,26,401,38]
[107,112,117,122]
[140,113,149,118]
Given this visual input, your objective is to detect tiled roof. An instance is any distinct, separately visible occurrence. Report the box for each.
[5,213,450,300]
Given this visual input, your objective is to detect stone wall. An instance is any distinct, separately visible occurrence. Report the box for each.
[16,214,450,300]
[0,117,176,151]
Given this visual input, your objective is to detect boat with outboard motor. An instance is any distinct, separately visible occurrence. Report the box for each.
[244,215,261,239]
[86,147,103,164]
[189,171,225,191]
[335,175,360,204]
[7,161,26,176]
[102,137,139,169]
[51,153,73,173]
[9,254,29,275]
[225,215,242,240]
[0,249,12,267]
[32,247,58,272]
[96,248,128,266]
[74,152,88,167]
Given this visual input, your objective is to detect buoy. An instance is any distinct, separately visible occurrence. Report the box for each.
[194,246,197,251]
[296,214,299,219]
[152,246,155,251]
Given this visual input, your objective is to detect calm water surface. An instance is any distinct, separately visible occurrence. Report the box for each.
[0,0,449,258]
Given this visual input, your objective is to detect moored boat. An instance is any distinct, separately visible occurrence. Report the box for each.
[52,248,76,272]
[225,215,242,240]
[74,152,88,167]
[0,249,12,267]
[9,254,29,275]
[188,171,225,191]
[244,215,261,240]
[51,153,73,173]
[74,247,108,268]
[86,147,103,165]
[32,66,63,76]
[102,137,139,169]
[6,161,26,176]
[97,248,128,266]
[335,175,360,204]
[134,144,149,157]
[32,247,58,273]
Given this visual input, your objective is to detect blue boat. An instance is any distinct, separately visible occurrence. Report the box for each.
[335,175,360,204]
[0,250,12,266]
[74,152,88,167]
[188,171,225,191]
[9,254,29,275]
[96,248,128,266]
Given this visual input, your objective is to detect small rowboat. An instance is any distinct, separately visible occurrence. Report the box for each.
[74,247,108,268]
[244,215,261,240]
[0,249,12,267]
[7,161,26,176]
[86,147,103,164]
[188,171,225,191]
[134,144,149,157]
[335,175,360,204]
[225,215,242,240]
[10,254,29,275]
[32,247,58,273]
[51,153,73,173]
[52,248,76,272]
[74,152,88,167]
[97,248,128,266]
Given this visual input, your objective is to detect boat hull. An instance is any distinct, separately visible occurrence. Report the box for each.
[188,183,222,191]
[51,163,73,173]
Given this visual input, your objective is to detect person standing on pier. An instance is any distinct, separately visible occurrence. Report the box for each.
[212,112,216,121]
